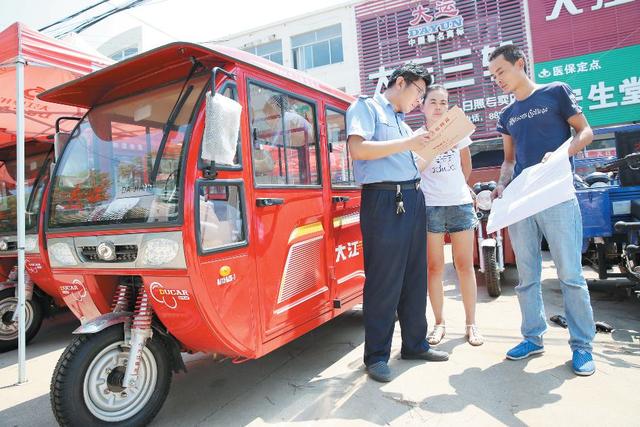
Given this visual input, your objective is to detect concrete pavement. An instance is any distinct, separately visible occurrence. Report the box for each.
[1,249,638,426]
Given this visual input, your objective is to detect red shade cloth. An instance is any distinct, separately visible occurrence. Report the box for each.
[0,22,113,148]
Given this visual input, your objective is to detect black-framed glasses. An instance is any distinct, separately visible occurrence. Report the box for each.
[408,80,426,103]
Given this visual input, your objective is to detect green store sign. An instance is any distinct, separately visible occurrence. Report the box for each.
[534,44,640,127]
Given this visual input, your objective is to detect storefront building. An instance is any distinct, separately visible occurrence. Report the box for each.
[529,0,640,159]
[354,0,639,166]
[354,0,533,166]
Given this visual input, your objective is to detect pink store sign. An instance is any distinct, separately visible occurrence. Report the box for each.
[528,0,640,63]
[355,0,530,140]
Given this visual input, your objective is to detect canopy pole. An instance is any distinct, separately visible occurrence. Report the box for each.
[16,57,27,384]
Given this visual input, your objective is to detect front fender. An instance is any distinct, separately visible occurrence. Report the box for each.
[73,311,132,335]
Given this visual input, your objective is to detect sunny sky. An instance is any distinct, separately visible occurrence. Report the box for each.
[1,0,355,42]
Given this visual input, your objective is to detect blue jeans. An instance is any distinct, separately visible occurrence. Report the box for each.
[508,198,595,352]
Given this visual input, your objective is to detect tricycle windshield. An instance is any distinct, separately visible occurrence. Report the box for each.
[48,75,207,229]
[0,142,52,234]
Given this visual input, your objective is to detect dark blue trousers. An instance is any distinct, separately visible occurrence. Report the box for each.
[360,185,429,366]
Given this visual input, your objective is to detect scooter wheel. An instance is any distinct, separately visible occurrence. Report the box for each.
[50,324,172,427]
[482,246,502,297]
[0,288,44,352]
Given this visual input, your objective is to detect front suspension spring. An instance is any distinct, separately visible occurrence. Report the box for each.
[132,287,153,331]
[110,283,132,312]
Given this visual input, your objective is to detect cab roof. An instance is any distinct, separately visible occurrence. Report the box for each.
[38,42,354,108]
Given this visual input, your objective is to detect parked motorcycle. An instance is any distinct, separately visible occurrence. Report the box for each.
[472,181,504,297]
[578,152,640,294]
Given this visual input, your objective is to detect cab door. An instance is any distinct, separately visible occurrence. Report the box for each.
[324,106,364,304]
[247,80,332,338]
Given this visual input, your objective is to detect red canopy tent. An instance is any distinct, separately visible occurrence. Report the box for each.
[0,22,112,383]
[0,22,112,147]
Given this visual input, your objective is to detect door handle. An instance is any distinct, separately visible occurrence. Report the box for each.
[332,196,351,203]
[256,198,284,207]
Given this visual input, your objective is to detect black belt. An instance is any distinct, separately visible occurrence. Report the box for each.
[362,179,420,191]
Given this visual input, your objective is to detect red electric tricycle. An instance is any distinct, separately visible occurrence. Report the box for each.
[40,42,364,425]
[0,139,69,351]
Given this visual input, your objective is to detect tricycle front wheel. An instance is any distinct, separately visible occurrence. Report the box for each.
[50,325,172,427]
[0,288,43,352]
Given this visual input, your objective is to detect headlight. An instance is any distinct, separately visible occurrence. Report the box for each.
[476,190,493,211]
[25,235,38,252]
[141,238,179,266]
[0,239,8,251]
[49,242,78,266]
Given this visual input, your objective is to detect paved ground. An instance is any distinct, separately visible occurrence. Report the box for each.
[1,249,639,426]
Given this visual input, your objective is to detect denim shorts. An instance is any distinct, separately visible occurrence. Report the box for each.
[426,203,478,234]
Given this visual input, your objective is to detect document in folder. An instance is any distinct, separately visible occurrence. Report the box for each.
[414,106,476,163]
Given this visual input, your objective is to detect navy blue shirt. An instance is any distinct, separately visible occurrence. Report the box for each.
[497,82,582,178]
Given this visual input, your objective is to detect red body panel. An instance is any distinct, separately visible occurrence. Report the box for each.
[43,44,365,359]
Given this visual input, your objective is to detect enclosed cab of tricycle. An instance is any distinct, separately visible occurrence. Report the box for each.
[39,42,364,425]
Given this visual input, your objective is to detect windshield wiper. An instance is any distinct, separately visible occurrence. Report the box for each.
[149,57,202,184]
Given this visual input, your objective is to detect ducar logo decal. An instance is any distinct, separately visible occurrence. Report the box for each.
[59,279,87,302]
[149,282,190,309]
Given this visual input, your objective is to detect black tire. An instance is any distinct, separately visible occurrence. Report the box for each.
[483,246,502,297]
[0,288,44,353]
[50,325,172,427]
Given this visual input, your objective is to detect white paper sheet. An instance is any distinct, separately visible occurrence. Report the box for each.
[486,138,575,234]
[456,135,474,149]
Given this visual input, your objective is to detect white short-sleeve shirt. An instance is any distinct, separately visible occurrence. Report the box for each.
[419,136,473,206]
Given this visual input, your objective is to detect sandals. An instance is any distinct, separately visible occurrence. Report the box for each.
[428,324,484,346]
[466,324,484,346]
[427,324,446,345]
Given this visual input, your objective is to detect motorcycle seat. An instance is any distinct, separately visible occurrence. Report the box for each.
[614,220,640,233]
[584,172,610,186]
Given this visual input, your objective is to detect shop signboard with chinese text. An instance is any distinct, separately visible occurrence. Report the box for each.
[534,44,640,127]
[355,0,530,140]
[528,0,640,63]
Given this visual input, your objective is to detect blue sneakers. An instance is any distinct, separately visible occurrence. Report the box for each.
[572,350,596,376]
[506,341,545,360]
[366,361,392,382]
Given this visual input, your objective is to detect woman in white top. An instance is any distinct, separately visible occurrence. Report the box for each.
[417,85,483,346]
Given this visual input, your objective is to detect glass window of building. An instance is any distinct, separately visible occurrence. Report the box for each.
[109,46,138,61]
[291,24,343,70]
[244,40,283,65]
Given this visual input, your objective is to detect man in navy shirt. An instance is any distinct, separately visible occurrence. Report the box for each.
[489,44,596,376]
[347,64,449,382]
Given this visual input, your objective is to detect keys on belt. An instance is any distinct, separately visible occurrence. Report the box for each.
[361,180,420,216]
[395,185,405,215]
